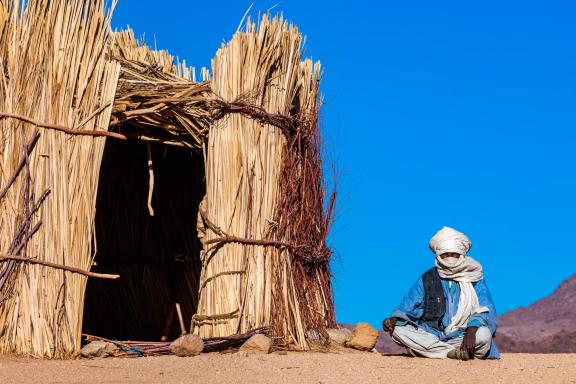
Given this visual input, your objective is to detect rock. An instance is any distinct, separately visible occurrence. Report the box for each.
[239,334,272,355]
[326,328,352,346]
[305,328,329,344]
[80,341,117,358]
[169,334,204,357]
[345,323,379,351]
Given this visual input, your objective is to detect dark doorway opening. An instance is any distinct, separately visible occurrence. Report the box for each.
[83,137,204,341]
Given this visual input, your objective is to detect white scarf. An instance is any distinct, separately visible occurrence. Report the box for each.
[429,227,488,334]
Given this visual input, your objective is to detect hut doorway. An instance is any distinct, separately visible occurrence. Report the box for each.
[82,137,205,341]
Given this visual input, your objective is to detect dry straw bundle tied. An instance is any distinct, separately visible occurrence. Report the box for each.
[0,0,120,358]
[194,15,335,349]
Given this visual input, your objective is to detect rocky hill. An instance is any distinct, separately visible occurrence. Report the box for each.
[497,274,576,353]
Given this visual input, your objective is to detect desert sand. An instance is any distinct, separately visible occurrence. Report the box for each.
[1,352,575,384]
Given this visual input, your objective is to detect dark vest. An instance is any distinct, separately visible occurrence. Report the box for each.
[421,268,446,331]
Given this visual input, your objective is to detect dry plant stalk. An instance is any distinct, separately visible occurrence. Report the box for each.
[0,0,120,358]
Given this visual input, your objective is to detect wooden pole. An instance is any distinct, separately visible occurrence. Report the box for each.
[175,303,186,335]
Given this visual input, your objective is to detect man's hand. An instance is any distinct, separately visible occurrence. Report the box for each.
[382,317,399,334]
[460,326,478,358]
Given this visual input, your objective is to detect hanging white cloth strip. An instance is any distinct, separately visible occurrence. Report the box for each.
[429,227,489,334]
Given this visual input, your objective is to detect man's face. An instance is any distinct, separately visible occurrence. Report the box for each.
[440,252,460,259]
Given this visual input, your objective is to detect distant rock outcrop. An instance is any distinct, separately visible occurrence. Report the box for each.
[497,274,576,353]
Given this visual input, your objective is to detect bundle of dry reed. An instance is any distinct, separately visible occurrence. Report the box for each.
[110,30,213,148]
[193,15,335,349]
[0,0,120,358]
[113,29,197,81]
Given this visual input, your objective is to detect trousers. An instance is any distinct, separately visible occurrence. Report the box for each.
[392,324,492,359]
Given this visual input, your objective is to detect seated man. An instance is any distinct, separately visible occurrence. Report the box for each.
[382,227,499,360]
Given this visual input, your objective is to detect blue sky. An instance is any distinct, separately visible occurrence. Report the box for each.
[112,1,576,328]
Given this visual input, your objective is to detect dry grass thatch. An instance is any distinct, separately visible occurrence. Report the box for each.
[0,0,335,358]
[110,29,213,149]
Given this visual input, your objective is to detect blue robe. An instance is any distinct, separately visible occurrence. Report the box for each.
[390,275,500,359]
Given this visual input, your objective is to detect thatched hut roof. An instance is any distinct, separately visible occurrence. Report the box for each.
[110,30,212,149]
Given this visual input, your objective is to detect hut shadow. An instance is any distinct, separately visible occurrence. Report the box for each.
[82,137,205,341]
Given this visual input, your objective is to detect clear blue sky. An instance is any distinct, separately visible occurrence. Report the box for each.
[112,1,576,328]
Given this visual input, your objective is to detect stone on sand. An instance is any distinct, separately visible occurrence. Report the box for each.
[305,328,323,343]
[326,328,352,346]
[80,341,117,358]
[170,334,204,357]
[239,334,272,355]
[345,323,379,351]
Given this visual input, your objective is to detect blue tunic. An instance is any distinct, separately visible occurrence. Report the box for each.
[390,275,500,359]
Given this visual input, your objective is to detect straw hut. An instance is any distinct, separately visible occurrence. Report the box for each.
[0,0,335,358]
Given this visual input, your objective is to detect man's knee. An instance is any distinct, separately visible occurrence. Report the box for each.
[475,326,492,346]
[391,324,407,341]
[391,324,416,344]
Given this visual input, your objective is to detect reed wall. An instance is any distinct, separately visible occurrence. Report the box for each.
[0,0,119,357]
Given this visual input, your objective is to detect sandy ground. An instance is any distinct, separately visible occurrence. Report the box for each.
[1,352,575,384]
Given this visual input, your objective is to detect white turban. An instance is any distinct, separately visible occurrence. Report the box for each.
[428,226,488,334]
[429,226,472,257]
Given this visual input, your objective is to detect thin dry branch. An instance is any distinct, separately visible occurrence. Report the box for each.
[204,236,292,249]
[0,112,125,139]
[0,253,120,279]
[0,132,40,200]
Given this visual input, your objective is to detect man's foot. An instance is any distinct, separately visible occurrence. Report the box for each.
[447,349,470,361]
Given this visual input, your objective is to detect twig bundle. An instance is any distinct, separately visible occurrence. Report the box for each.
[271,59,336,344]
[83,326,271,357]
